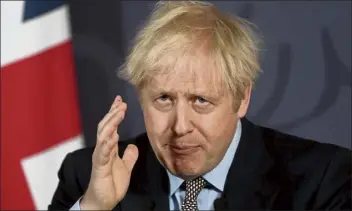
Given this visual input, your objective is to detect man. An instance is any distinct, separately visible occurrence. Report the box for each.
[49,1,351,210]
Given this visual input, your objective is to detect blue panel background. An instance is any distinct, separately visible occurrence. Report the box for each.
[67,1,351,149]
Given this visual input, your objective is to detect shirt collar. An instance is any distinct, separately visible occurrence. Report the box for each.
[166,120,242,195]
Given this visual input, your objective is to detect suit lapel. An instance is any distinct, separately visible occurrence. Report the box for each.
[146,144,170,211]
[215,118,281,210]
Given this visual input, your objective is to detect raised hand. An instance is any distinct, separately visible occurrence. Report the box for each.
[80,96,139,210]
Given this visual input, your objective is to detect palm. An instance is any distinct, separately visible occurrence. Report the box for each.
[111,156,131,201]
[91,149,133,208]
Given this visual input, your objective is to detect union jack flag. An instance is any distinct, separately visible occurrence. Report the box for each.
[1,1,84,209]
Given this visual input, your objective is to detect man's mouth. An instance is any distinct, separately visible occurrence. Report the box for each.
[169,145,200,155]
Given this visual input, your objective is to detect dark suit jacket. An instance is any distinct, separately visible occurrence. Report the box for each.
[48,118,351,210]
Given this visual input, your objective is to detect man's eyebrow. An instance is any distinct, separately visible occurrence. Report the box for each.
[149,88,221,99]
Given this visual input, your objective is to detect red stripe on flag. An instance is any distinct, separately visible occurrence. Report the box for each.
[1,41,82,209]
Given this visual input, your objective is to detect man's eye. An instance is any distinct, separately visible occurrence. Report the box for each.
[157,95,171,102]
[195,97,209,105]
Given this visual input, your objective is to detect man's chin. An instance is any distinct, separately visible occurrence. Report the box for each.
[161,150,206,179]
[175,172,201,180]
[171,163,204,180]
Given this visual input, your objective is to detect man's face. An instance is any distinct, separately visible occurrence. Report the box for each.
[139,60,250,179]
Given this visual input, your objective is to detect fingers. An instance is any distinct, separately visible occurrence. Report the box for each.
[97,97,127,136]
[97,95,126,144]
[100,133,119,159]
[109,132,118,160]
[122,144,139,173]
[97,104,126,138]
[93,132,118,166]
[110,95,121,111]
[93,96,126,166]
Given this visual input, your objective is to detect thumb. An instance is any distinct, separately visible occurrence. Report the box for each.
[122,144,139,173]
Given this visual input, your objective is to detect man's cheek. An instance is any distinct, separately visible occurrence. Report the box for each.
[147,110,170,134]
[196,115,219,135]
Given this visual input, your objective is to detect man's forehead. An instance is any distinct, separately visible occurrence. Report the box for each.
[145,70,225,96]
[142,42,227,96]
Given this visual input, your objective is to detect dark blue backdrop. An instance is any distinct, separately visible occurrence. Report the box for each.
[68,1,351,149]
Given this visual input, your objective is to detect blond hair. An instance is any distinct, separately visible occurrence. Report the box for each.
[119,1,262,109]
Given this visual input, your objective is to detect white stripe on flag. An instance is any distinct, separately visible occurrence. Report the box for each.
[21,135,84,210]
[0,1,70,67]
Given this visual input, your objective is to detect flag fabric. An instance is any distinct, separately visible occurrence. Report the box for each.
[1,1,84,209]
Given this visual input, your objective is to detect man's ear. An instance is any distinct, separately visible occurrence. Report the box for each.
[237,83,252,118]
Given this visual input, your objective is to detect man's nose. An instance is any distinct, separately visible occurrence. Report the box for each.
[172,102,193,136]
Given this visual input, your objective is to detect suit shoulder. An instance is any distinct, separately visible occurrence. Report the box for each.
[67,147,94,161]
[260,126,351,165]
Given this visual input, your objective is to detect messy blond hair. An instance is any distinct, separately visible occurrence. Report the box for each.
[119,1,262,109]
